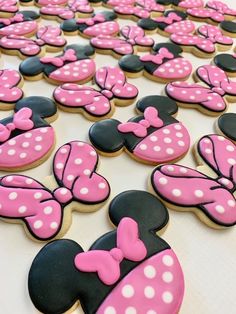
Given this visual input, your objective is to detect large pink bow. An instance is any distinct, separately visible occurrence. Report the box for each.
[76,14,105,26]
[0,14,24,25]
[155,12,182,25]
[140,47,174,65]
[40,49,77,67]
[0,108,33,142]
[118,107,163,137]
[75,217,147,285]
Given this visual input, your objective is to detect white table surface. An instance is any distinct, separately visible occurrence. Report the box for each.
[0,0,235,313]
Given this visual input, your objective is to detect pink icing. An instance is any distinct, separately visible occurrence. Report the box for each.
[136,0,164,12]
[165,20,195,35]
[97,249,185,314]
[83,21,119,37]
[0,69,23,104]
[178,0,203,8]
[107,0,135,7]
[114,5,152,19]
[37,0,68,5]
[207,0,236,17]
[140,48,174,64]
[75,217,147,285]
[0,13,23,25]
[166,65,236,112]
[187,8,225,22]
[152,134,236,226]
[77,14,105,26]
[0,0,18,14]
[155,12,182,24]
[0,25,66,56]
[0,21,37,36]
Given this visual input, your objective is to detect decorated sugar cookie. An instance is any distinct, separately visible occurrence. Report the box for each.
[53,66,138,120]
[170,24,233,58]
[166,64,236,115]
[119,43,192,83]
[138,10,195,36]
[0,0,18,18]
[28,190,185,313]
[60,11,119,38]
[91,25,154,59]
[214,53,236,77]
[40,0,94,22]
[0,96,57,171]
[0,11,40,37]
[187,0,236,25]
[89,95,190,165]
[216,113,236,142]
[0,69,24,109]
[19,44,96,85]
[0,25,66,58]
[151,134,236,228]
[0,140,110,241]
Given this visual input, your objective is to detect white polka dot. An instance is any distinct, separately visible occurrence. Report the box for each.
[226,145,234,152]
[205,148,212,154]
[162,271,173,283]
[35,145,42,151]
[167,166,174,172]
[25,132,32,138]
[153,145,161,152]
[60,188,68,195]
[9,192,17,200]
[178,141,185,146]
[215,205,225,213]
[228,200,235,207]
[20,153,27,159]
[140,144,147,150]
[80,188,88,194]
[174,125,182,130]
[150,136,158,142]
[125,307,136,314]
[40,128,48,133]
[146,311,157,314]
[34,192,42,199]
[90,151,96,156]
[122,285,135,298]
[56,163,64,169]
[44,206,53,215]
[34,220,43,229]
[50,222,58,229]
[164,137,172,143]
[77,142,84,146]
[60,148,67,154]
[18,206,27,213]
[67,175,74,181]
[166,148,174,155]
[74,158,82,165]
[6,176,13,182]
[99,182,106,189]
[8,139,16,146]
[163,129,170,134]
[162,255,174,266]
[228,158,236,165]
[8,149,15,156]
[22,142,29,148]
[144,265,156,278]
[83,169,91,176]
[162,291,173,303]
[218,136,225,141]
[159,177,168,185]
[176,132,183,138]
[104,307,116,314]
[194,190,204,198]
[144,286,155,299]
[35,136,42,142]
[26,178,33,184]
[172,189,181,197]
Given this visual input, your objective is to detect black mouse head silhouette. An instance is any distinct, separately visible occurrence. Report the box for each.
[28,190,185,314]
[89,95,190,164]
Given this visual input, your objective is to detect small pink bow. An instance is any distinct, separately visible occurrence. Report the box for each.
[118,107,164,137]
[77,14,105,26]
[74,217,147,285]
[155,12,182,24]
[0,13,24,25]
[40,49,77,67]
[0,108,33,142]
[140,47,174,65]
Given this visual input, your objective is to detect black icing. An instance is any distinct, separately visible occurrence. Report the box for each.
[214,54,236,73]
[220,21,236,34]
[28,190,170,314]
[218,113,236,141]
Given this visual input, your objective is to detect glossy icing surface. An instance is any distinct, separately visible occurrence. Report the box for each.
[214,53,236,73]
[0,0,18,14]
[0,69,23,104]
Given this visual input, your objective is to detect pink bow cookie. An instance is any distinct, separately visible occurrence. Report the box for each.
[0,0,18,16]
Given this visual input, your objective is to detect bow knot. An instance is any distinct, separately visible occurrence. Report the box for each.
[53,187,73,204]
[0,14,24,25]
[212,86,225,95]
[77,14,105,26]
[140,48,174,65]
[101,89,113,99]
[40,49,77,67]
[155,12,182,24]
[35,38,45,46]
[0,108,34,142]
[110,248,123,262]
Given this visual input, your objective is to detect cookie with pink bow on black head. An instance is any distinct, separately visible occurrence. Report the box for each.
[53,66,138,121]
[119,43,192,83]
[19,44,96,85]
[0,0,18,18]
[89,95,190,165]
[60,11,119,38]
[0,140,110,241]
[0,96,58,171]
[28,190,185,314]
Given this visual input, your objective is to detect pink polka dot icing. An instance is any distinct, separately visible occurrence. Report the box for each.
[106,0,135,8]
[151,134,236,227]
[0,20,37,36]
[165,20,195,35]
[83,21,119,37]
[0,69,23,105]
[178,0,204,9]
[0,0,18,14]
[37,0,68,5]
[97,249,184,314]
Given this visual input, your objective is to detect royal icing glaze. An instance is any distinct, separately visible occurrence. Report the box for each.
[91,25,154,58]
[151,134,236,228]
[0,69,23,107]
[0,25,66,58]
[0,0,18,17]
[89,95,190,164]
[28,190,184,313]
[119,43,192,82]
[53,66,138,119]
[217,113,236,142]
[172,0,204,9]
[60,11,119,37]
[214,53,236,74]
[35,0,68,6]
[170,24,233,57]
[19,44,96,84]
[0,96,57,170]
[0,140,110,240]
[166,64,236,115]
[138,10,195,35]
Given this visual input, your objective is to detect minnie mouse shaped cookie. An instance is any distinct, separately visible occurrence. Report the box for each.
[0,96,57,171]
[166,64,236,116]
[19,44,96,85]
[0,140,110,240]
[53,66,138,121]
[0,10,40,37]
[28,190,185,313]
[89,95,190,165]
[0,25,66,59]
[60,11,119,38]
[119,43,192,83]
[0,0,18,18]
[170,24,233,58]
[151,134,236,228]
[138,10,195,36]
[91,25,154,59]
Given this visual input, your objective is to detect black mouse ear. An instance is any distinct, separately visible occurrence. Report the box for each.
[98,10,117,20]
[109,190,169,232]
[165,9,187,19]
[153,42,183,56]
[15,96,57,119]
[138,18,158,31]
[217,113,236,141]
[118,55,144,74]
[89,119,125,154]
[65,44,95,59]
[136,95,178,116]
[28,239,83,314]
[18,10,40,20]
[60,18,78,33]
[19,56,45,77]
[214,53,236,74]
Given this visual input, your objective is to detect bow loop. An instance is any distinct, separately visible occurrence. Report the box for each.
[155,12,182,24]
[0,13,24,25]
[40,49,77,67]
[140,48,174,65]
[77,14,105,26]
